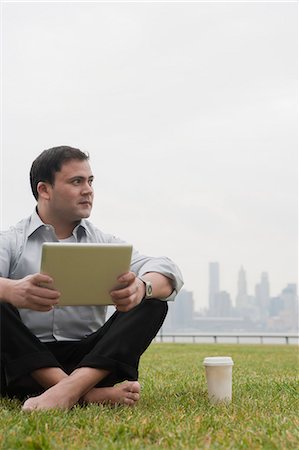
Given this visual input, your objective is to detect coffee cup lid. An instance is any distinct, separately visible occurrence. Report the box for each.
[203,356,234,366]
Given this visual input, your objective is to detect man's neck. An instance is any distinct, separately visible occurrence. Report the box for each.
[36,207,80,240]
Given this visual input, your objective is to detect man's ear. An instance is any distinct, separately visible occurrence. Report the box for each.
[37,181,51,200]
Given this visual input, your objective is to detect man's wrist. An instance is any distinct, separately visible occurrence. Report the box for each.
[136,277,146,300]
[138,277,153,299]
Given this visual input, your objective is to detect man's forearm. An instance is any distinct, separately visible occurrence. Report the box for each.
[139,272,173,299]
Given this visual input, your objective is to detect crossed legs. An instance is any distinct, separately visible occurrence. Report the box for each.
[1,299,167,411]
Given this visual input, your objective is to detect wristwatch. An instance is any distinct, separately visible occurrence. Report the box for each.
[138,277,153,299]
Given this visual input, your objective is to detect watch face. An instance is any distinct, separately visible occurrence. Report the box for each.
[146,282,153,297]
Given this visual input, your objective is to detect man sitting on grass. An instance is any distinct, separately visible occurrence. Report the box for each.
[0,146,183,411]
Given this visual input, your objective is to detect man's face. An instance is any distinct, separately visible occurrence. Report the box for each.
[47,159,94,222]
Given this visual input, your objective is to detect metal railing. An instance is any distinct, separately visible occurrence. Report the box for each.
[155,332,298,345]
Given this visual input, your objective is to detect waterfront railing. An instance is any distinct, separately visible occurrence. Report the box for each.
[155,332,298,345]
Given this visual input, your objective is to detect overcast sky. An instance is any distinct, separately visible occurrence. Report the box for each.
[1,1,297,309]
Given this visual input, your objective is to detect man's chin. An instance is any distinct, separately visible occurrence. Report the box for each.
[76,208,92,220]
[80,211,91,219]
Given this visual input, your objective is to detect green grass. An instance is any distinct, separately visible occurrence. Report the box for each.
[0,343,298,449]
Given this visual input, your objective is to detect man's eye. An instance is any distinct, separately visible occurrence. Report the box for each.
[88,179,94,186]
[73,179,81,185]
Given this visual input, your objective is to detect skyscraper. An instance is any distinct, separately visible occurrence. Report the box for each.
[209,262,220,315]
[236,266,248,310]
[255,272,270,321]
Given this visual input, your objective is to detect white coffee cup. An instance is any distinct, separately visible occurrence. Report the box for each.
[203,356,234,404]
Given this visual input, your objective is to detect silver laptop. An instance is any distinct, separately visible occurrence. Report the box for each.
[40,242,133,306]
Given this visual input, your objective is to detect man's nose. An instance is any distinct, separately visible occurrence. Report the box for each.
[82,182,93,194]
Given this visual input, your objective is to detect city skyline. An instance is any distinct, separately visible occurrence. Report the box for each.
[204,261,296,311]
[189,260,297,311]
[165,267,297,333]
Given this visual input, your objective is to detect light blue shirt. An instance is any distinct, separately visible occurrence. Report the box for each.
[0,210,183,342]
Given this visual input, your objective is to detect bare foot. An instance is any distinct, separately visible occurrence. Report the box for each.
[22,377,80,412]
[83,381,141,406]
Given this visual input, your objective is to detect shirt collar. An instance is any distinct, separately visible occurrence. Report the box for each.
[73,219,92,239]
[27,208,46,237]
[27,208,92,239]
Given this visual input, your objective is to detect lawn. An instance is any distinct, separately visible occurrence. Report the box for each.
[0,343,298,449]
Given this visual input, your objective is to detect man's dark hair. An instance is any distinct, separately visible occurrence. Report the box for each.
[30,146,89,200]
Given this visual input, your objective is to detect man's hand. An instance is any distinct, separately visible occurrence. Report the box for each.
[110,272,145,312]
[3,274,60,311]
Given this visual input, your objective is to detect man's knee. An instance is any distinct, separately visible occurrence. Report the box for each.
[142,298,168,318]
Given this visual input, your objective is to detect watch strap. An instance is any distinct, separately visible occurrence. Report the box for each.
[138,277,153,299]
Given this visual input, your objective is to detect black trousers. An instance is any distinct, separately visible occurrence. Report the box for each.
[0,299,167,399]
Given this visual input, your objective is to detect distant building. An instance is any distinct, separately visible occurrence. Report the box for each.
[268,285,298,332]
[255,272,270,322]
[269,296,284,317]
[164,289,195,331]
[281,284,297,310]
[209,262,220,315]
[235,266,248,310]
[213,290,232,316]
[235,267,261,321]
[279,284,298,331]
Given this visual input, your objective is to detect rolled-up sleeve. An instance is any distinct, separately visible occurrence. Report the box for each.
[130,250,184,301]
